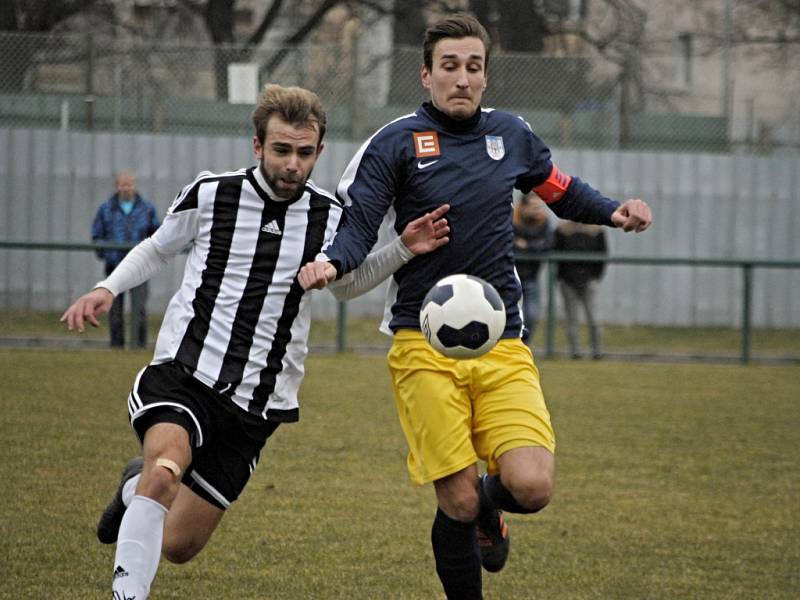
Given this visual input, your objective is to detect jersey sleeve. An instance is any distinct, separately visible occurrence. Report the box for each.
[94,237,169,296]
[327,236,414,301]
[149,178,203,256]
[547,176,619,225]
[515,119,556,194]
[516,119,619,226]
[324,133,402,276]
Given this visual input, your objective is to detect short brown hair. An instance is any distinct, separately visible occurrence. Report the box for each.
[252,84,327,146]
[423,13,491,71]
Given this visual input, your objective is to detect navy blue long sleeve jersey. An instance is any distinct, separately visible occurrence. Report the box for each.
[324,102,620,337]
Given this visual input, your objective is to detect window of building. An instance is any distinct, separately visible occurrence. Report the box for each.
[674,32,693,88]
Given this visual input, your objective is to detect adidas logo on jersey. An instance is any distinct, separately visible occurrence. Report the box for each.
[261,220,282,235]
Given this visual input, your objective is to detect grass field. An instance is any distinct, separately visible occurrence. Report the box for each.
[3,308,800,362]
[1,348,798,599]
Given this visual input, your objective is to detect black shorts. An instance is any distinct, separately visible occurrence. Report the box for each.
[128,362,280,510]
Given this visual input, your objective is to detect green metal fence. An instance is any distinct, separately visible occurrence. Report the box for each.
[1,240,798,363]
[536,253,800,365]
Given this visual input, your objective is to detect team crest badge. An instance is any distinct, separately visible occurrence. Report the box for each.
[485,136,505,160]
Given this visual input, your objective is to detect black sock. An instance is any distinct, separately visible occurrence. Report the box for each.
[483,474,539,514]
[431,508,483,600]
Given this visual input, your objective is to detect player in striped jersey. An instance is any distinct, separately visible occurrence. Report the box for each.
[61,84,450,600]
[298,14,652,600]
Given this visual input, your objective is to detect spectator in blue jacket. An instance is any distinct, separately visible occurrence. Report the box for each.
[91,171,160,348]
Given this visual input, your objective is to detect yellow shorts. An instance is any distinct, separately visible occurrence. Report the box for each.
[387,330,556,485]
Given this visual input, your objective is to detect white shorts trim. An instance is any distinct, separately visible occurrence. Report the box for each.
[128,366,205,447]
[190,470,231,508]
[129,401,205,448]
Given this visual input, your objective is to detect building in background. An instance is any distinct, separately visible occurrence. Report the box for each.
[0,0,797,151]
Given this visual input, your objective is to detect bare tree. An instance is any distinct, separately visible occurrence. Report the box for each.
[733,0,800,47]
[571,0,647,147]
[0,0,103,91]
[177,0,298,98]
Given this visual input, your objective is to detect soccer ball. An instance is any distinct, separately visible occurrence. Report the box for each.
[419,274,506,359]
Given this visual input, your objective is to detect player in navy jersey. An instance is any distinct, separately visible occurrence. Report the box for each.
[61,84,450,600]
[298,14,652,600]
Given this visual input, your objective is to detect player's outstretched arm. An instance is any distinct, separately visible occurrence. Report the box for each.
[611,198,652,232]
[298,204,451,292]
[60,288,114,333]
[326,204,451,301]
[400,203,450,254]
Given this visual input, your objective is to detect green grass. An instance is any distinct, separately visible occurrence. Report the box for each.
[1,349,798,598]
[7,309,797,362]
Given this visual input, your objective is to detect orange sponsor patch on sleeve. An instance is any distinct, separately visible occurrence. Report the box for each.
[412,131,441,158]
[533,164,572,204]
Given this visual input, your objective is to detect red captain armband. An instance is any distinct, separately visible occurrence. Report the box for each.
[532,164,572,204]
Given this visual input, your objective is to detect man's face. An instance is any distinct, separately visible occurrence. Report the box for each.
[116,174,136,200]
[253,116,323,200]
[421,36,487,120]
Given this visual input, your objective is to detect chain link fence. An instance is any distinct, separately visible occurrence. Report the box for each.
[0,30,773,152]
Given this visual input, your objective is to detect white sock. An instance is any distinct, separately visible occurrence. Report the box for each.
[112,495,168,600]
[121,474,140,507]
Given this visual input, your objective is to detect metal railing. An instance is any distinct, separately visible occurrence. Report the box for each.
[536,253,800,364]
[1,240,798,363]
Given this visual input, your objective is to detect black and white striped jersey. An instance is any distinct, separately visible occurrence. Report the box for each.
[149,166,342,422]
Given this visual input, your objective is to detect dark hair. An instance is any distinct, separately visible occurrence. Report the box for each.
[251,84,327,146]
[423,13,491,71]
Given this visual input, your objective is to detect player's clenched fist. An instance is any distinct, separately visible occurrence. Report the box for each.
[298,261,337,290]
[60,288,115,333]
[611,198,652,233]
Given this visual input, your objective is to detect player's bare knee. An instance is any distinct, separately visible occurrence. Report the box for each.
[155,457,182,479]
[444,490,481,522]
[139,458,182,503]
[513,473,554,512]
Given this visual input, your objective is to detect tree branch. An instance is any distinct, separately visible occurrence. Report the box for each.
[246,0,285,46]
[28,0,102,32]
[175,0,205,18]
[262,0,343,74]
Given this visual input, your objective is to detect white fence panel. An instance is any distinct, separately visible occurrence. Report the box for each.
[1,127,798,328]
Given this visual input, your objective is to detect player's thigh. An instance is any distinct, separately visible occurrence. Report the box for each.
[496,445,554,481]
[388,331,476,485]
[141,422,192,467]
[472,338,556,473]
[162,484,225,563]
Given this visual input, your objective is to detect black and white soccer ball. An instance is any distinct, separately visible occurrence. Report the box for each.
[419,274,506,359]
